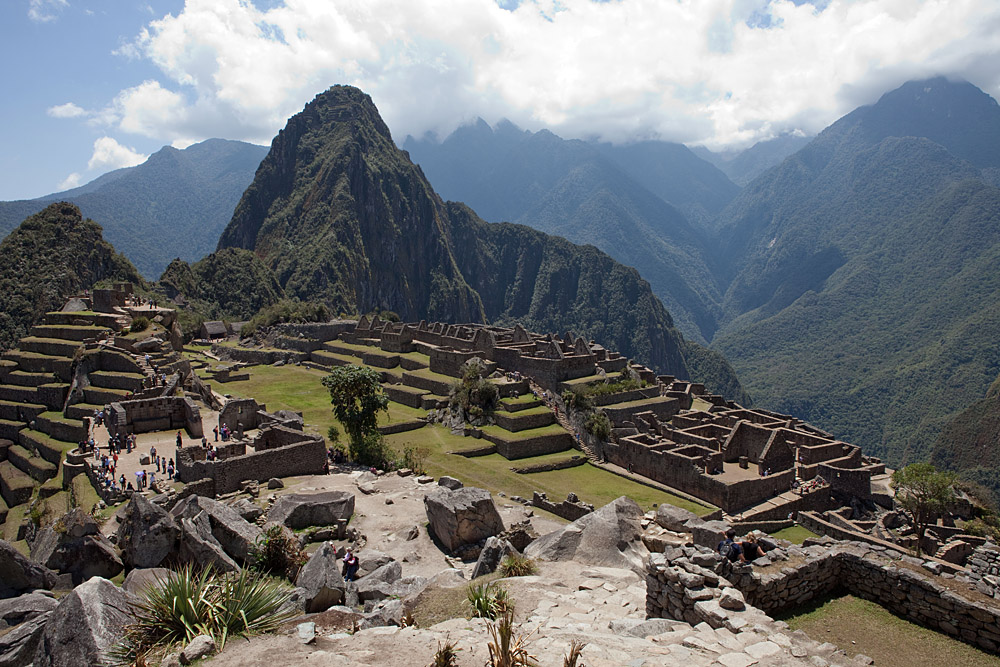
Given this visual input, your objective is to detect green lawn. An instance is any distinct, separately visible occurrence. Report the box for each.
[770,524,819,544]
[386,423,711,515]
[479,422,568,441]
[776,594,1000,667]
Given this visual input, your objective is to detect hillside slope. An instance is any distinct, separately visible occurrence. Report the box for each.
[0,202,142,351]
[931,373,1000,502]
[711,77,1000,465]
[0,139,267,278]
[216,86,746,401]
[403,121,736,342]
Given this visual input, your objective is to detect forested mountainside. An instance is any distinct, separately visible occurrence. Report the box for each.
[0,139,267,278]
[0,202,142,351]
[405,77,1000,496]
[211,86,746,401]
[711,77,1000,478]
[931,373,1000,502]
[692,134,813,187]
[403,121,737,343]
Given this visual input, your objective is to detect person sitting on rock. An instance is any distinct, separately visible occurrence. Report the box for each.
[342,549,360,582]
[741,533,765,562]
[718,528,745,563]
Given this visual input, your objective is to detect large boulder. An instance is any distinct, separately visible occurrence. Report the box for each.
[171,496,261,563]
[687,519,731,550]
[268,492,355,530]
[354,561,402,602]
[122,568,172,599]
[229,498,263,522]
[0,612,49,667]
[32,577,130,667]
[654,504,698,532]
[117,494,180,568]
[0,539,56,598]
[31,510,123,585]
[423,486,504,553]
[178,512,238,573]
[355,550,395,579]
[0,592,58,631]
[295,542,347,613]
[525,496,648,574]
[471,536,518,579]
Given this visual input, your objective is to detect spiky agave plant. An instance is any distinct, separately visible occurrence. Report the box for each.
[111,564,294,665]
[467,581,510,620]
[486,607,535,667]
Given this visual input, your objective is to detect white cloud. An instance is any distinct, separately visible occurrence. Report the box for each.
[105,0,1000,150]
[47,102,86,119]
[87,136,148,171]
[28,0,68,23]
[57,172,82,190]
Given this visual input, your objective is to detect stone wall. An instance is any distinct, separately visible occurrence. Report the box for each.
[531,491,594,521]
[214,346,307,365]
[648,541,1000,654]
[218,398,259,432]
[274,321,356,341]
[968,543,1000,599]
[483,430,573,460]
[512,455,586,474]
[105,397,203,438]
[177,433,326,496]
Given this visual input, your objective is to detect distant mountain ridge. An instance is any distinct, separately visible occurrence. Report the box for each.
[403,120,739,342]
[206,86,746,401]
[0,139,267,279]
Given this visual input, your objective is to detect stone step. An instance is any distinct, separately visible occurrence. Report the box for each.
[43,310,124,330]
[4,371,53,388]
[17,337,82,359]
[7,443,57,483]
[88,370,145,392]
[493,406,556,432]
[0,400,46,422]
[0,350,74,381]
[383,384,428,409]
[65,402,104,421]
[83,386,132,406]
[35,412,87,444]
[30,324,106,342]
[0,460,33,507]
[35,384,69,411]
[18,428,74,466]
[0,384,40,405]
[0,359,15,379]
[0,419,24,441]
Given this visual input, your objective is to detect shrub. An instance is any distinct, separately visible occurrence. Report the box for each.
[327,423,341,444]
[584,378,643,397]
[129,316,150,333]
[249,524,307,580]
[400,445,430,475]
[498,554,537,578]
[450,359,499,418]
[112,565,294,664]
[562,387,591,411]
[467,581,511,621]
[431,640,460,667]
[486,607,534,667]
[584,412,611,440]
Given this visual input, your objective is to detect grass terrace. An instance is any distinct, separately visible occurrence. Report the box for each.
[769,524,820,545]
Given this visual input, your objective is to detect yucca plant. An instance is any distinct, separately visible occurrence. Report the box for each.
[467,581,510,621]
[498,553,537,578]
[111,564,295,665]
[430,639,460,667]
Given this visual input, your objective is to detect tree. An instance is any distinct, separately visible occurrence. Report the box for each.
[321,365,389,466]
[891,463,957,555]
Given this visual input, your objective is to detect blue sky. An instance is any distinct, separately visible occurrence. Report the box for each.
[2,0,999,201]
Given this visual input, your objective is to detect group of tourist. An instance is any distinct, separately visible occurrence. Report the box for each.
[717,528,767,565]
[792,475,827,495]
[212,424,235,441]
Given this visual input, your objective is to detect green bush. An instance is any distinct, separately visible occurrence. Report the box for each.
[129,315,150,333]
[243,298,331,337]
[562,387,592,411]
[327,423,341,444]
[249,524,307,580]
[498,553,537,577]
[399,445,430,475]
[584,411,612,440]
[584,378,644,397]
[450,360,499,418]
[467,581,511,621]
[112,565,294,664]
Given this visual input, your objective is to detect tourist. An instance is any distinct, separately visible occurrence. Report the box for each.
[176,431,183,448]
[202,437,208,448]
[342,549,359,582]
[717,528,745,563]
[213,425,219,442]
[149,471,155,487]
[741,534,765,562]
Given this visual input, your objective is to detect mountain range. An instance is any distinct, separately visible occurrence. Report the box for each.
[406,77,1000,497]
[0,139,267,278]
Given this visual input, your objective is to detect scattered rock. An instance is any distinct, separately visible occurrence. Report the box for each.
[437,476,463,490]
[525,496,648,574]
[179,634,216,664]
[116,494,180,568]
[471,536,518,579]
[177,512,238,573]
[268,478,284,489]
[416,476,434,484]
[122,568,171,599]
[719,587,746,611]
[32,577,130,667]
[654,504,698,532]
[355,561,403,602]
[31,511,123,585]
[423,486,504,553]
[687,519,731,550]
[171,495,262,563]
[229,497,264,522]
[295,542,347,613]
[0,611,50,667]
[0,539,56,598]
[359,598,403,629]
[269,491,355,530]
[0,592,58,631]
[296,622,316,644]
